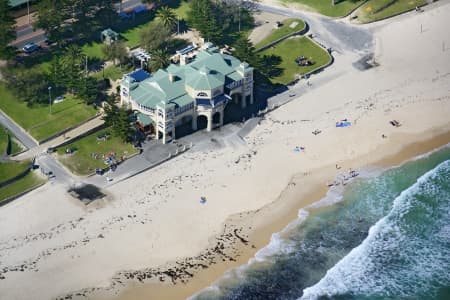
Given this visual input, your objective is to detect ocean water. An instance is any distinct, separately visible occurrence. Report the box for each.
[191,145,450,300]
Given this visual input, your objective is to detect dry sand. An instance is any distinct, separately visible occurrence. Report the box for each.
[0,2,450,300]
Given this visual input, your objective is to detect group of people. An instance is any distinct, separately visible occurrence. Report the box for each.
[327,167,359,187]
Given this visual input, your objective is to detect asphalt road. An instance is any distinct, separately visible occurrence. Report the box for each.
[36,154,75,186]
[0,110,37,149]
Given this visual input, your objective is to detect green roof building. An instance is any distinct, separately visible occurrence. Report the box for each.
[121,44,254,144]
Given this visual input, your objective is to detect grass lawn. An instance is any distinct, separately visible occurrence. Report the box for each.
[92,65,133,81]
[255,19,306,49]
[285,0,365,17]
[0,172,45,203]
[0,84,98,142]
[0,160,31,182]
[260,36,332,85]
[56,128,138,176]
[82,42,106,60]
[0,126,22,155]
[354,0,426,23]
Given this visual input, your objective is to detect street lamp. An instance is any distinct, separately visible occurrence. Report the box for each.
[48,86,52,114]
[27,0,30,24]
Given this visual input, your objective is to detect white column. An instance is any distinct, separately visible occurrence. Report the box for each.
[192,116,197,131]
[241,94,246,109]
[206,113,213,132]
[219,110,224,127]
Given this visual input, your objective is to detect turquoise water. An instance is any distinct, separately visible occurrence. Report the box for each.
[191,145,450,300]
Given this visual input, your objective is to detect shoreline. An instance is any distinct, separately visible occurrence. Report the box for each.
[109,128,450,300]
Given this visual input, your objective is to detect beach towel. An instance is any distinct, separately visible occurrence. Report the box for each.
[336,121,351,128]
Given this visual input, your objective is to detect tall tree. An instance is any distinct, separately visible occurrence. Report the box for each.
[62,44,84,92]
[140,22,172,52]
[102,95,134,142]
[149,49,169,72]
[258,54,283,78]
[35,0,71,44]
[232,36,259,66]
[36,0,121,42]
[48,56,67,90]
[77,77,100,104]
[0,0,17,59]
[156,6,177,30]
[188,0,221,44]
[2,66,49,106]
[102,41,128,67]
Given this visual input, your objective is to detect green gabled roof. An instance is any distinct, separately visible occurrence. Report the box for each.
[154,76,185,100]
[136,112,152,126]
[9,0,28,7]
[227,71,243,82]
[166,64,181,74]
[132,82,164,107]
[152,69,168,80]
[169,94,194,108]
[101,28,118,38]
[190,53,237,76]
[186,66,224,90]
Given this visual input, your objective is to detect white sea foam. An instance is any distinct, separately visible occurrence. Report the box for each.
[300,160,450,300]
[251,209,309,263]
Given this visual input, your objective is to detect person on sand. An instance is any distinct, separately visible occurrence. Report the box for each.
[336,164,341,169]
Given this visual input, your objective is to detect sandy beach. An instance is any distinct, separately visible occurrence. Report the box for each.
[0,2,449,300]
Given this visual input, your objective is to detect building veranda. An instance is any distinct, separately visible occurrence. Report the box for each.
[120,43,254,144]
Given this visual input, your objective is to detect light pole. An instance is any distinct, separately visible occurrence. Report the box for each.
[48,86,52,114]
[27,0,30,24]
[85,55,88,78]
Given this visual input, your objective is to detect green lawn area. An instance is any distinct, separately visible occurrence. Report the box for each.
[82,42,106,59]
[0,160,31,182]
[260,36,332,85]
[285,0,365,17]
[92,64,133,81]
[56,128,138,176]
[255,19,306,49]
[0,126,22,155]
[354,0,426,23]
[0,172,45,203]
[0,84,98,142]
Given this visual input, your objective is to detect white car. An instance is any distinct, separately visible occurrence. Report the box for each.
[106,176,113,182]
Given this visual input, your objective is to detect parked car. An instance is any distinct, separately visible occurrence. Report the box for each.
[54,96,65,104]
[22,43,40,54]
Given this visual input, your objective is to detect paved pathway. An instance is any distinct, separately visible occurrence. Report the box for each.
[0,110,37,149]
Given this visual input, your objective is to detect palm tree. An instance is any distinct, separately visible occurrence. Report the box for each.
[156,6,177,30]
[150,49,170,72]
